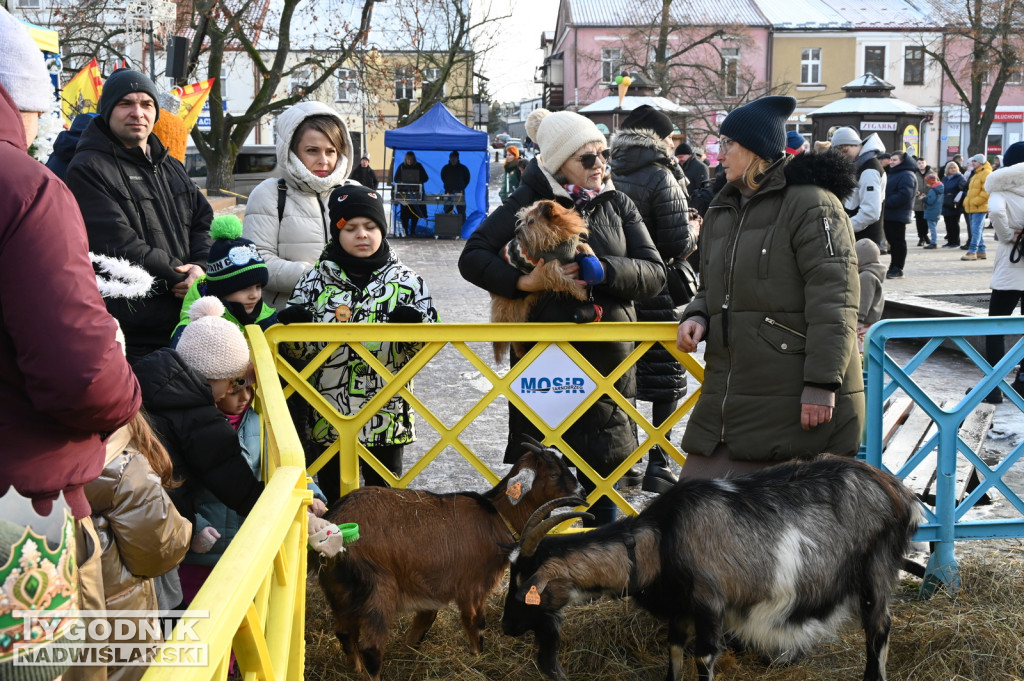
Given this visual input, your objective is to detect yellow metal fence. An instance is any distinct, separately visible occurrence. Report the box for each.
[145,321,699,679]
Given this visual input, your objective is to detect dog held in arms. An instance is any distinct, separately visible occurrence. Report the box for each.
[490,200,594,362]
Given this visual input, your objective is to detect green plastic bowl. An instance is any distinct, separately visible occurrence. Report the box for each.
[339,522,359,543]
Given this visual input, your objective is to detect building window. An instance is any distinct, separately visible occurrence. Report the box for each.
[801,48,821,85]
[17,0,41,7]
[864,46,886,80]
[290,68,311,99]
[722,47,740,98]
[422,66,444,96]
[394,66,414,101]
[1009,64,1022,85]
[601,48,621,84]
[904,46,924,85]
[336,68,358,102]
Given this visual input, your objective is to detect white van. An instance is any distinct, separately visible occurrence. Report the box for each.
[185,145,277,201]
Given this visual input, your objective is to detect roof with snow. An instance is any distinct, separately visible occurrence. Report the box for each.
[843,73,895,90]
[566,0,770,27]
[562,0,942,30]
[578,95,689,114]
[807,97,927,116]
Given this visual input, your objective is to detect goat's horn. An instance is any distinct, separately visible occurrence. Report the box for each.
[519,434,545,451]
[521,511,594,557]
[520,496,588,546]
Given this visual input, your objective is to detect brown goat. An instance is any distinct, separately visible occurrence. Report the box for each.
[316,438,584,680]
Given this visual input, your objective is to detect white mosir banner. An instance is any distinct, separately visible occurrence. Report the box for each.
[515,344,596,428]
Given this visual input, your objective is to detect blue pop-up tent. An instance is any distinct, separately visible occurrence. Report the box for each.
[384,103,489,237]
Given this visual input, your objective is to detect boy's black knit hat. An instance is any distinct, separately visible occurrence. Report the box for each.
[205,215,269,297]
[98,68,160,124]
[719,95,797,162]
[328,183,388,242]
[621,104,674,138]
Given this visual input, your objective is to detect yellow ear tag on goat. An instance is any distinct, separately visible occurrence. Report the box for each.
[525,586,541,606]
[507,481,522,500]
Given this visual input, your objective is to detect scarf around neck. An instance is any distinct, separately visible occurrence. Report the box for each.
[562,183,599,210]
[322,237,392,281]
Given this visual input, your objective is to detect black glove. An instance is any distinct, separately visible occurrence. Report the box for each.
[388,305,424,323]
[277,305,314,324]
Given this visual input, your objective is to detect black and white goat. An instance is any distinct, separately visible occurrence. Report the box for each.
[317,438,584,680]
[501,455,921,681]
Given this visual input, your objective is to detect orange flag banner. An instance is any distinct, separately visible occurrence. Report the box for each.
[61,58,102,125]
[173,78,216,131]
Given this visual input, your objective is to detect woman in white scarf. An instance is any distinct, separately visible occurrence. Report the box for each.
[243,102,354,308]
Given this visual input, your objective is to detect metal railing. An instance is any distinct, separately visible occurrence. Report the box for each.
[862,316,1024,597]
[143,329,313,681]
[266,321,700,517]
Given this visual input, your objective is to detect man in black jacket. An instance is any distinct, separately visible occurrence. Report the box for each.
[65,69,213,363]
[674,142,709,200]
[440,150,471,215]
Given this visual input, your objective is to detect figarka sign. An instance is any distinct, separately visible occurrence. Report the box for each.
[515,345,596,428]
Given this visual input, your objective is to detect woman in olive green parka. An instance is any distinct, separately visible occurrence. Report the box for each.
[677,96,864,477]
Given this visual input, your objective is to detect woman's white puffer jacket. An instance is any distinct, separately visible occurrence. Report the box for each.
[243,101,353,308]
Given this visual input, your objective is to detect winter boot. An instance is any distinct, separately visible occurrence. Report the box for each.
[642,446,679,494]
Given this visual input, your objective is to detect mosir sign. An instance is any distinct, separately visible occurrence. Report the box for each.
[516,344,597,428]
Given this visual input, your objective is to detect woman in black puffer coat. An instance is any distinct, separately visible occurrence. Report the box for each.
[609,105,698,493]
[459,109,665,525]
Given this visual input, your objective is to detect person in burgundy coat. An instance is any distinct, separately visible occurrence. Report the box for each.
[0,78,141,519]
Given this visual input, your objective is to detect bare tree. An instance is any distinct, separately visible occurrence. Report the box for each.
[360,0,505,127]
[585,0,786,142]
[22,0,376,192]
[186,0,376,192]
[919,0,1024,156]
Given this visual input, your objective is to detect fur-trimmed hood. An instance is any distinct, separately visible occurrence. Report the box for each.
[609,128,684,180]
[780,149,858,202]
[985,161,1024,196]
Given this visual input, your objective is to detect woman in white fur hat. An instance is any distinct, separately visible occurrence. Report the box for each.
[458,108,666,526]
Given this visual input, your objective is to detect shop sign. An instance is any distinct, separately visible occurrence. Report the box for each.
[861,121,898,131]
[988,145,1003,154]
[947,145,959,154]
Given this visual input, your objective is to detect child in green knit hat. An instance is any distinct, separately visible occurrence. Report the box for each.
[171,215,280,345]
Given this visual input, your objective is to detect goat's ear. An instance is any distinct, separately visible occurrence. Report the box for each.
[516,574,548,605]
[506,467,537,506]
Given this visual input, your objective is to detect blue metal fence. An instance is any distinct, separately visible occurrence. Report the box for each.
[862,316,1024,597]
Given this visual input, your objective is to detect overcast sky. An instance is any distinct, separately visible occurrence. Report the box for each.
[475,0,559,103]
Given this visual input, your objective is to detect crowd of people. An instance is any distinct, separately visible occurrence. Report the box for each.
[4,3,1022,676]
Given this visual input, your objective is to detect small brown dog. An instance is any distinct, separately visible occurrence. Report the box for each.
[491,200,594,361]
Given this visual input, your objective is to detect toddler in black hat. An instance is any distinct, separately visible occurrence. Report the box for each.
[288,182,439,500]
[172,215,277,345]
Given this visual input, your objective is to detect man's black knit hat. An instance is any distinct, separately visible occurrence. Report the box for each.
[328,183,388,240]
[719,96,797,162]
[674,142,693,156]
[98,68,160,124]
[620,104,674,138]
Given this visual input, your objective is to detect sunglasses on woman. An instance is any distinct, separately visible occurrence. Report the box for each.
[572,149,611,169]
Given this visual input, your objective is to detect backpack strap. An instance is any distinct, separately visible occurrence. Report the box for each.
[277,178,287,222]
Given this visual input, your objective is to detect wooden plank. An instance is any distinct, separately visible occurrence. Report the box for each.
[955,403,995,503]
[884,402,939,496]
[880,396,914,450]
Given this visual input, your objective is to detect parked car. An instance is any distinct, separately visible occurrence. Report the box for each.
[505,138,526,156]
[185,144,277,201]
[492,132,510,150]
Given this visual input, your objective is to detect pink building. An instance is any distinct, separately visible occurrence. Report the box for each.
[939,35,1024,162]
[544,0,772,123]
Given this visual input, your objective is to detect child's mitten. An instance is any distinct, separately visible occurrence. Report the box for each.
[308,515,345,558]
[191,526,221,554]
